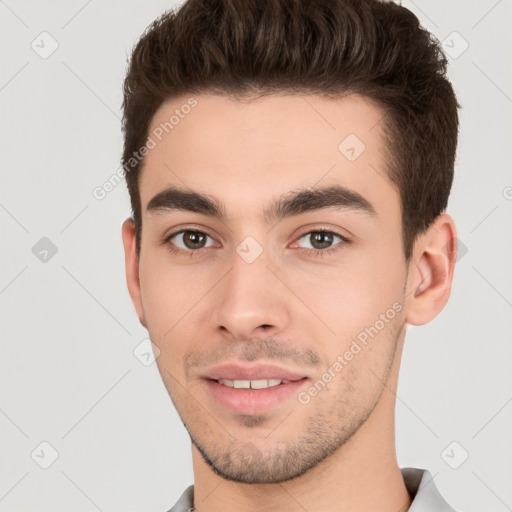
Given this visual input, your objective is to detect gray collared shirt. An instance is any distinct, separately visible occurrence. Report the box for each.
[165,467,457,511]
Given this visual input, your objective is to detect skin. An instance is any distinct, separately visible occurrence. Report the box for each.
[122,93,457,512]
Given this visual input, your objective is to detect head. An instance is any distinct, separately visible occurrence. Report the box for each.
[121,0,459,484]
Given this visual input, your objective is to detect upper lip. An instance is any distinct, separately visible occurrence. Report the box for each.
[203,363,307,381]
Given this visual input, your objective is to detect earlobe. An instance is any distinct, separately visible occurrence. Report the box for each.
[121,218,147,329]
[405,213,458,326]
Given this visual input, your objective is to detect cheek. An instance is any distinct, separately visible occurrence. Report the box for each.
[138,252,205,327]
[138,256,216,366]
[293,251,405,361]
[304,257,402,322]
[345,243,405,305]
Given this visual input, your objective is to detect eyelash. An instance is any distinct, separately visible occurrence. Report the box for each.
[163,227,350,259]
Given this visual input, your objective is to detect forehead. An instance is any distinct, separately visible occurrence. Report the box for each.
[139,92,397,221]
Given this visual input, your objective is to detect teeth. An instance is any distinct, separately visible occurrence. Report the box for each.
[251,379,282,389]
[218,379,283,389]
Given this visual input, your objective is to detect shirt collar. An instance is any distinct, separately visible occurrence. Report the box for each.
[166,467,456,512]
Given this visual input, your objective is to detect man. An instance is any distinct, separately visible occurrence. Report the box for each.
[120,0,460,510]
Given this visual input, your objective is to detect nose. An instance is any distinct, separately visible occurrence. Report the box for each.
[209,245,291,341]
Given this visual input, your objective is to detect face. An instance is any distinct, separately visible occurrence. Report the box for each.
[126,93,410,483]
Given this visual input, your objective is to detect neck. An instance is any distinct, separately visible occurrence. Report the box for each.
[190,339,411,512]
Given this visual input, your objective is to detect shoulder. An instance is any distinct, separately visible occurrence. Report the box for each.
[401,467,458,512]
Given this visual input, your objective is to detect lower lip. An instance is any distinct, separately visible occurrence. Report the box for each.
[204,378,308,415]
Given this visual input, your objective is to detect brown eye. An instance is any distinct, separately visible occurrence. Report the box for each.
[167,230,215,252]
[297,230,342,251]
[181,231,207,249]
[311,232,334,249]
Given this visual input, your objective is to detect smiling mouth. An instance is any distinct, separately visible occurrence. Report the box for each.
[216,378,292,389]
[204,376,309,414]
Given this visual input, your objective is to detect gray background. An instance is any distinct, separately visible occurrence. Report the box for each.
[1,1,511,511]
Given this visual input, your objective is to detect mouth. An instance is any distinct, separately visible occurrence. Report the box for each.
[217,378,293,389]
[202,363,309,415]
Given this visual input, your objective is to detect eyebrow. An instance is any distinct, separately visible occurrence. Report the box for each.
[146,184,377,223]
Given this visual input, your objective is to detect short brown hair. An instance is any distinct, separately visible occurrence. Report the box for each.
[121,0,459,260]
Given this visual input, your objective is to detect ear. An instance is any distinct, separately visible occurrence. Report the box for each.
[405,213,458,326]
[121,218,147,328]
